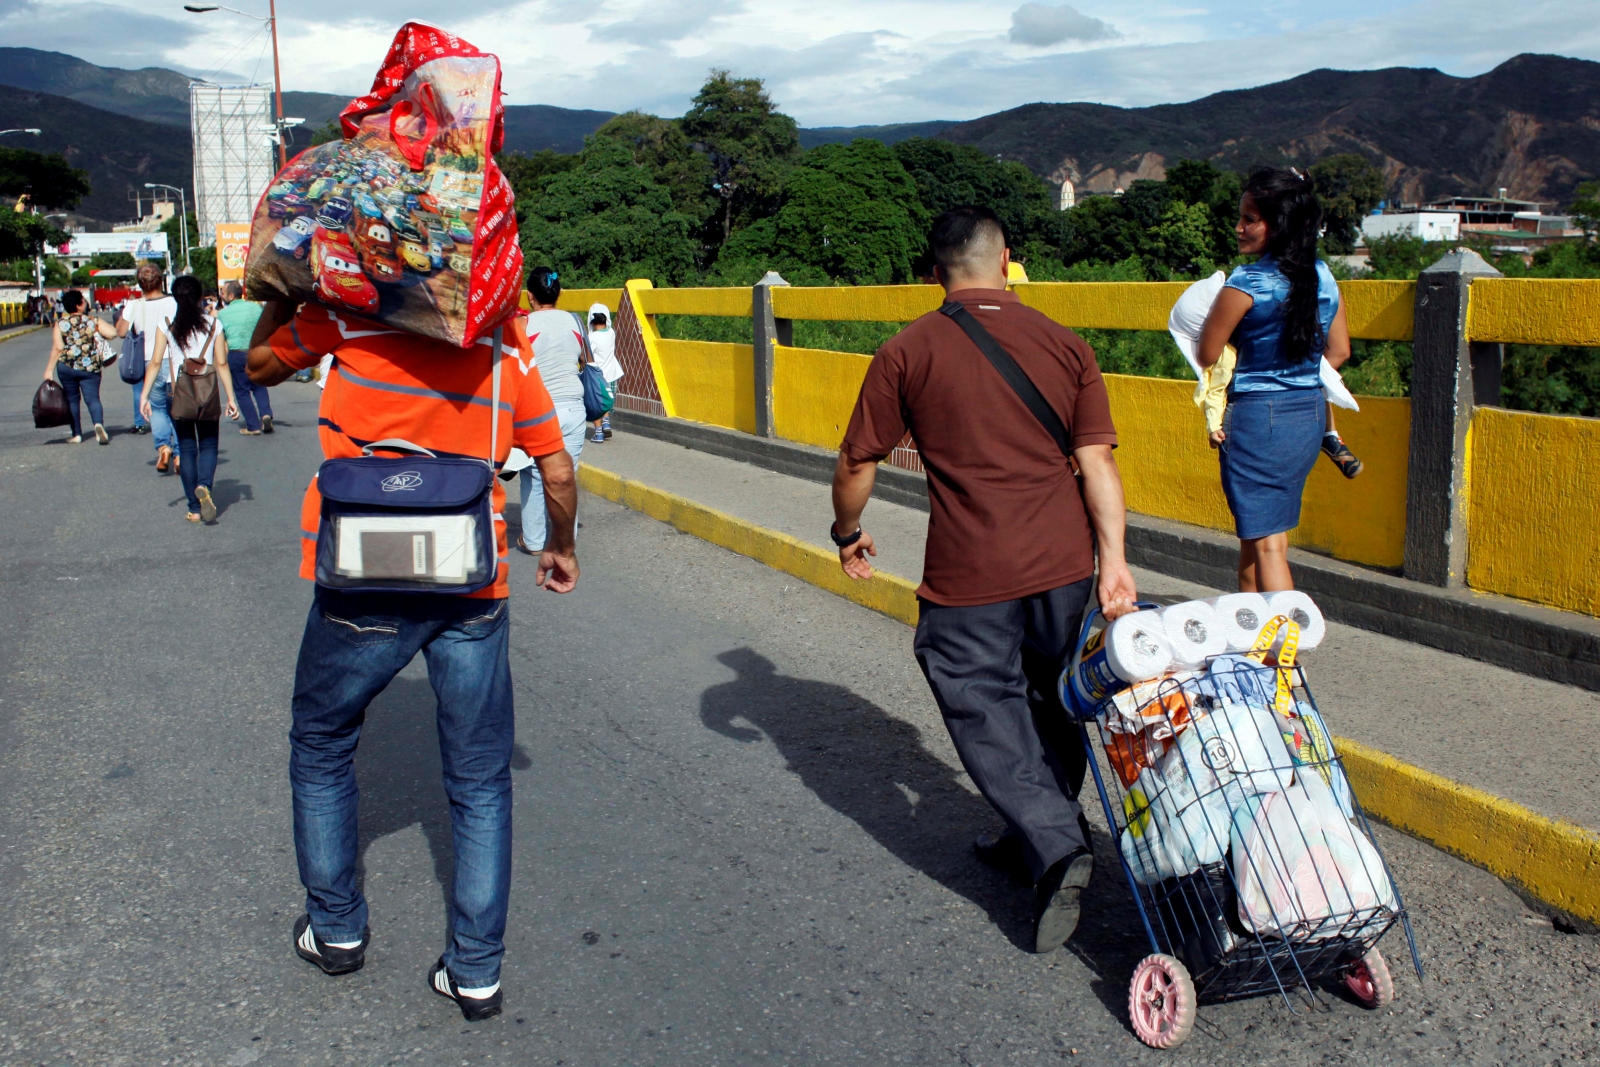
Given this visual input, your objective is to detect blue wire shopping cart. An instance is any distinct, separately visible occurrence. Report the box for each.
[1060,603,1423,1049]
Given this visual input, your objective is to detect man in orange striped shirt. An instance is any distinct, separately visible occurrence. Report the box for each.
[247,295,575,1022]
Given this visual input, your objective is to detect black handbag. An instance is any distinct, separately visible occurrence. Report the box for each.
[33,378,70,429]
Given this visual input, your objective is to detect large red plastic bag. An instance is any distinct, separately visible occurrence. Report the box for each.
[244,22,521,347]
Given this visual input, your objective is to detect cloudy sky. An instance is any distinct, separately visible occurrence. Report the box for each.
[4,0,1596,124]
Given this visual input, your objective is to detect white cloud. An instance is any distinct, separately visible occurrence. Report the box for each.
[3,0,1598,127]
[1008,3,1117,47]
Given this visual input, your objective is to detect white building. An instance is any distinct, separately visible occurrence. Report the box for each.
[1058,179,1076,211]
[1361,212,1460,242]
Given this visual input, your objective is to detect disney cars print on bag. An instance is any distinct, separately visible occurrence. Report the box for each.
[272,216,316,260]
[312,227,379,312]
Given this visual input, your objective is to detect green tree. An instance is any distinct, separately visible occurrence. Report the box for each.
[518,139,700,285]
[309,119,341,147]
[0,148,91,211]
[1309,153,1386,254]
[0,212,69,270]
[584,111,713,227]
[723,140,926,285]
[1164,158,1243,264]
[680,71,801,246]
[1570,181,1600,242]
[890,138,1058,268]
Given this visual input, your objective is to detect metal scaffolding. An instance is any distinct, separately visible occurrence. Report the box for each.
[189,83,275,245]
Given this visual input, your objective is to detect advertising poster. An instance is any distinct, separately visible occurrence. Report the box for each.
[215,223,251,282]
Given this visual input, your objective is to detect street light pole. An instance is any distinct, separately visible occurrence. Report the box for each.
[145,183,191,274]
[268,0,286,169]
[184,3,296,167]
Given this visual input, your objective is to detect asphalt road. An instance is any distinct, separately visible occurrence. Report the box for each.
[1,327,1596,1067]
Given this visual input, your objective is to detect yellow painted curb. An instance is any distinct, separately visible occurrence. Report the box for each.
[580,465,919,625]
[0,324,46,345]
[1336,736,1600,923]
[580,461,1600,924]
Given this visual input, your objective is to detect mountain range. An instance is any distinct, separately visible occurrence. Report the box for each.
[3,47,1597,229]
[939,53,1600,208]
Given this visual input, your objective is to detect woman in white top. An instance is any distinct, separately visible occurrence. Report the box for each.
[585,302,624,443]
[139,276,238,523]
[117,262,179,460]
[515,266,589,554]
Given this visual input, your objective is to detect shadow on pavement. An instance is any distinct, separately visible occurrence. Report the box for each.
[700,647,1044,950]
[700,647,1150,1020]
[352,675,533,929]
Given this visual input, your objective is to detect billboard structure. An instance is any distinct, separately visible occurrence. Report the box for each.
[190,83,275,245]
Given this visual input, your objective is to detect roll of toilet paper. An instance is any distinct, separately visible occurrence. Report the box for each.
[1264,591,1326,651]
[1162,600,1228,668]
[1212,592,1270,651]
[1105,612,1175,683]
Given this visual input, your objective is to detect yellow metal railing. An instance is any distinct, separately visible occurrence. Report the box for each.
[615,275,1599,615]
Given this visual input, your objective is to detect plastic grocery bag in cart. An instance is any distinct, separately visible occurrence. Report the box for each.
[1230,772,1396,940]
[244,22,522,347]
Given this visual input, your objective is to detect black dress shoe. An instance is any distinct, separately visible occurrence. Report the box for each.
[974,830,1031,882]
[1034,847,1095,953]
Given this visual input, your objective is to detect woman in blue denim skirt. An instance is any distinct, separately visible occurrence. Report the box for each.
[1197,168,1352,592]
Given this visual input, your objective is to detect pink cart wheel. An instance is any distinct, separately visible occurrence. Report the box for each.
[1345,947,1395,1009]
[1128,953,1197,1049]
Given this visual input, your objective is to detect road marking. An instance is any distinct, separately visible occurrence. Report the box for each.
[578,461,1600,924]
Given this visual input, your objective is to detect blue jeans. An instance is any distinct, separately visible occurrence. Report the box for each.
[228,349,274,431]
[56,366,103,438]
[290,590,514,986]
[130,380,149,430]
[518,398,587,550]
[148,377,177,453]
[172,417,219,513]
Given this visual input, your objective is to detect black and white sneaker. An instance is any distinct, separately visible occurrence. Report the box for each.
[428,958,503,1022]
[292,914,368,976]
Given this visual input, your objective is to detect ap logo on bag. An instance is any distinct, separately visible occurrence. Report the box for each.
[381,471,424,492]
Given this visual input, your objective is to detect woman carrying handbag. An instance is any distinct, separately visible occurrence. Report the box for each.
[140,276,239,523]
[42,289,120,444]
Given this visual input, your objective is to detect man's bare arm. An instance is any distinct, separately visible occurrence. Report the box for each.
[532,448,580,593]
[1074,443,1137,619]
[246,300,299,386]
[830,450,878,579]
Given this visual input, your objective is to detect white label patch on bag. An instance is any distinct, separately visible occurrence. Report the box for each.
[335,515,477,581]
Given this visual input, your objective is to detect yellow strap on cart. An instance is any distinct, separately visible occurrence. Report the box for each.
[1245,614,1300,717]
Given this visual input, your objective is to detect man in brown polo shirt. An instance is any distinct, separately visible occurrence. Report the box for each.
[830,206,1138,953]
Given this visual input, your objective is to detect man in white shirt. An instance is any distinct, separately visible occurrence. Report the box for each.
[117,262,179,470]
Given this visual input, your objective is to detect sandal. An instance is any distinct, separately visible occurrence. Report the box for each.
[185,513,201,523]
[240,428,262,435]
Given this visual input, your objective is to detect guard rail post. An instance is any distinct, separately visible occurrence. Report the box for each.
[750,271,790,438]
[1403,249,1503,587]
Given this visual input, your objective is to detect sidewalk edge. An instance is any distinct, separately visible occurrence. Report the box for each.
[580,460,1600,925]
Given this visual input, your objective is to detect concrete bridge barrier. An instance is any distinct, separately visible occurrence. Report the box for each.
[550,259,1600,621]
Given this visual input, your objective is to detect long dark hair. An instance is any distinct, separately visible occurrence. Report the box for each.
[169,275,207,351]
[1244,168,1324,363]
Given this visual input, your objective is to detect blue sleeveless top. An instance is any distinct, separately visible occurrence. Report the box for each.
[1223,255,1339,393]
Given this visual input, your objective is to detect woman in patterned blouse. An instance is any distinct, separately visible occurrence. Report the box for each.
[43,289,119,444]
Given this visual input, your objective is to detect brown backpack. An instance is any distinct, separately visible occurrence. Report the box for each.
[169,321,221,421]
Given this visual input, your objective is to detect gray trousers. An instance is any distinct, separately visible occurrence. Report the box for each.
[913,578,1093,882]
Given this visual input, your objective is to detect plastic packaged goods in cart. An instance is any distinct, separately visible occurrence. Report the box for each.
[1058,596,1421,1050]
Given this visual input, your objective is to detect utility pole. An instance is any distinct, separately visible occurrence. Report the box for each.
[185,3,300,167]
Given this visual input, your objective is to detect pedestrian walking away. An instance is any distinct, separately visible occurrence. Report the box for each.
[117,263,179,469]
[216,281,274,434]
[831,205,1139,954]
[1197,167,1354,592]
[43,289,119,444]
[509,266,588,555]
[140,276,238,523]
[585,302,623,442]
[246,294,580,1022]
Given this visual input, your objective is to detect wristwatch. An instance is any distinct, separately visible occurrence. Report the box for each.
[830,522,863,548]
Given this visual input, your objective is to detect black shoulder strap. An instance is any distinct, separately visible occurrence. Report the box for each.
[938,301,1070,457]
